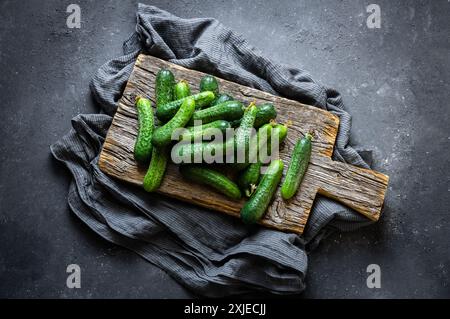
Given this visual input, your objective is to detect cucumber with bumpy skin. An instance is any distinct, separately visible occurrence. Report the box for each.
[238,162,262,197]
[237,123,288,196]
[233,103,258,164]
[262,122,289,163]
[280,133,312,200]
[156,91,215,122]
[212,93,234,106]
[143,147,168,192]
[230,119,241,128]
[255,103,277,128]
[240,159,284,224]
[156,69,175,109]
[187,100,244,126]
[273,123,289,143]
[152,97,196,148]
[134,97,154,164]
[231,122,274,171]
[174,117,272,165]
[230,103,277,128]
[172,141,207,164]
[174,80,191,100]
[181,120,230,141]
[180,165,241,200]
[200,75,219,97]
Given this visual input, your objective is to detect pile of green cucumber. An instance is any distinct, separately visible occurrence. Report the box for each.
[133,69,313,225]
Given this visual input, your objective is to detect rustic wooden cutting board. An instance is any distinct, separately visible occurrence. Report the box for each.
[98,54,389,234]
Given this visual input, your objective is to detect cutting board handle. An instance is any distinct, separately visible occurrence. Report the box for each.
[314,157,389,221]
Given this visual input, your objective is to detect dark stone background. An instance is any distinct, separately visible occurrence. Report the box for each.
[0,0,449,298]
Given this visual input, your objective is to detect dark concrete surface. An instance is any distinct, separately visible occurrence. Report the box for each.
[0,0,449,298]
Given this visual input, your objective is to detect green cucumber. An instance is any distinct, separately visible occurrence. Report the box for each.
[156,69,175,109]
[212,93,234,106]
[156,91,215,122]
[280,133,312,200]
[134,97,154,164]
[152,97,196,148]
[174,80,191,100]
[273,123,288,143]
[238,123,289,197]
[240,159,284,224]
[181,120,230,141]
[231,122,274,171]
[230,119,241,128]
[263,123,289,162]
[255,103,277,128]
[174,120,272,166]
[238,162,262,197]
[229,103,277,128]
[177,139,232,164]
[179,165,241,200]
[188,100,244,125]
[173,141,207,164]
[143,147,168,192]
[200,75,219,97]
[233,103,258,164]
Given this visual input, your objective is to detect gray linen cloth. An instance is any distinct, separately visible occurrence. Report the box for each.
[50,4,373,296]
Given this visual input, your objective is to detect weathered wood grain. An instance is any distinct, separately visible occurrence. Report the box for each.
[98,54,389,234]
